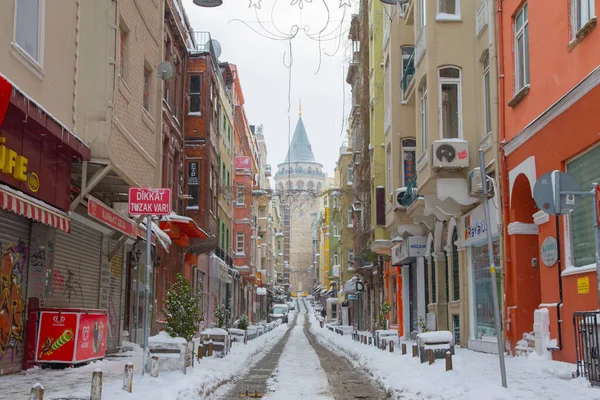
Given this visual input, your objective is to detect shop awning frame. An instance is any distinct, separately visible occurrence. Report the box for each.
[0,184,71,232]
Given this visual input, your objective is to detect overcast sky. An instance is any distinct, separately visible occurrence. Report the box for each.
[183,0,356,176]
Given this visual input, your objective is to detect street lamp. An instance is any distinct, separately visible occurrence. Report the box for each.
[193,0,223,7]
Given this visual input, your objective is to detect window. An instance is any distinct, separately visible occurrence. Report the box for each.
[333,196,339,210]
[119,28,128,78]
[143,67,151,112]
[236,233,245,255]
[347,165,353,184]
[472,239,501,339]
[15,0,43,63]
[236,184,245,205]
[189,74,202,114]
[567,145,600,267]
[437,0,460,19]
[347,206,354,228]
[333,223,339,237]
[483,53,492,137]
[348,248,354,267]
[333,253,339,266]
[387,145,392,194]
[419,80,428,154]
[514,4,530,92]
[439,67,462,139]
[418,0,426,32]
[571,0,595,37]
[402,138,417,186]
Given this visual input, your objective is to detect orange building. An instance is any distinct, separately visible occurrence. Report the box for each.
[500,0,600,363]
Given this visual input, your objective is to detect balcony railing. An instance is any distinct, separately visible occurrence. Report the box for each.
[400,176,419,207]
[401,51,415,92]
[215,247,233,267]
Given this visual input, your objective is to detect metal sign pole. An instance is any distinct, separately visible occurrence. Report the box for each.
[478,149,508,388]
[142,215,153,375]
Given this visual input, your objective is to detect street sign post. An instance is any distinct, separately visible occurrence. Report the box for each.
[128,187,171,375]
[533,171,600,350]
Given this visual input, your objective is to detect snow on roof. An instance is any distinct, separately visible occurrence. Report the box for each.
[201,328,228,336]
[161,212,208,237]
[149,331,187,344]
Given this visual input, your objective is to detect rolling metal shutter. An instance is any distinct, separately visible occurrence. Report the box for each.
[106,242,124,351]
[45,220,102,310]
[0,210,31,375]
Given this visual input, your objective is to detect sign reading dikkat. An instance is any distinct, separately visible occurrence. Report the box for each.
[128,188,172,216]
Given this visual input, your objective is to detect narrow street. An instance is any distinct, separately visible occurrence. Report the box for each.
[216,300,388,400]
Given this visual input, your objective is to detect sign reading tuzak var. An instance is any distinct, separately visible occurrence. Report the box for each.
[128,188,172,216]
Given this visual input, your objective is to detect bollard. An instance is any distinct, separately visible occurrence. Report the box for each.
[90,369,103,400]
[151,356,159,377]
[198,345,204,360]
[122,362,133,393]
[30,383,44,400]
[208,341,213,357]
[368,337,372,346]
[382,339,387,350]
[389,341,394,353]
[401,343,407,355]
[445,351,453,371]
[412,343,418,358]
[428,349,435,365]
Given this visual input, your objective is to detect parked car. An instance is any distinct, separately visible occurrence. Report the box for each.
[268,304,289,323]
[286,301,296,311]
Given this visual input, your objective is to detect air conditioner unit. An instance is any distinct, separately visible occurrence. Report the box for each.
[468,168,495,198]
[431,139,469,169]
[393,188,408,211]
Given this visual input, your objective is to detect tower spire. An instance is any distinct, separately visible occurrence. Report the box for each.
[299,99,302,117]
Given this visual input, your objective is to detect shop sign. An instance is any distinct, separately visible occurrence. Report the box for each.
[462,203,498,247]
[577,277,590,295]
[128,187,172,216]
[235,156,252,169]
[88,196,137,237]
[391,243,405,265]
[392,236,426,265]
[0,137,39,192]
[348,294,358,300]
[541,236,558,267]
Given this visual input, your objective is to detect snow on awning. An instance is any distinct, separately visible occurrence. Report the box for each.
[0,184,71,232]
[139,220,170,252]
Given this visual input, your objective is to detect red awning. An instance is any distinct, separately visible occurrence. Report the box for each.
[0,184,70,232]
[159,214,208,247]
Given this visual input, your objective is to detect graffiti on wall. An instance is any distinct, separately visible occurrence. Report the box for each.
[64,268,83,304]
[0,241,28,361]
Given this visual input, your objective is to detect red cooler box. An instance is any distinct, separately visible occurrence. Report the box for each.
[35,309,108,364]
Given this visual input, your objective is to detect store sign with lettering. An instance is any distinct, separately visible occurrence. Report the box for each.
[541,236,558,267]
[462,203,498,246]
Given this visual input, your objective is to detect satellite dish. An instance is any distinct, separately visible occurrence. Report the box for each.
[209,39,222,59]
[157,61,174,80]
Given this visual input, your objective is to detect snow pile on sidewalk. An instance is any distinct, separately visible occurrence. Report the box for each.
[0,326,287,400]
[305,301,597,400]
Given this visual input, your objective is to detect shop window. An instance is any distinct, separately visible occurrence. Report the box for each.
[471,239,501,340]
[571,0,595,39]
[439,67,462,139]
[514,3,530,92]
[189,74,202,114]
[567,145,600,267]
[15,0,43,64]
[390,274,397,325]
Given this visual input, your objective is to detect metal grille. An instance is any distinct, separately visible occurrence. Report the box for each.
[574,311,600,386]
[0,210,31,375]
[106,242,124,352]
[46,220,102,309]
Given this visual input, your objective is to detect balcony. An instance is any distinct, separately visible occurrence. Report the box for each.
[414,28,426,67]
[215,247,233,267]
[400,176,419,207]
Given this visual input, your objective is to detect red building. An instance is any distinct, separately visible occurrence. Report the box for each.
[500,0,600,363]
